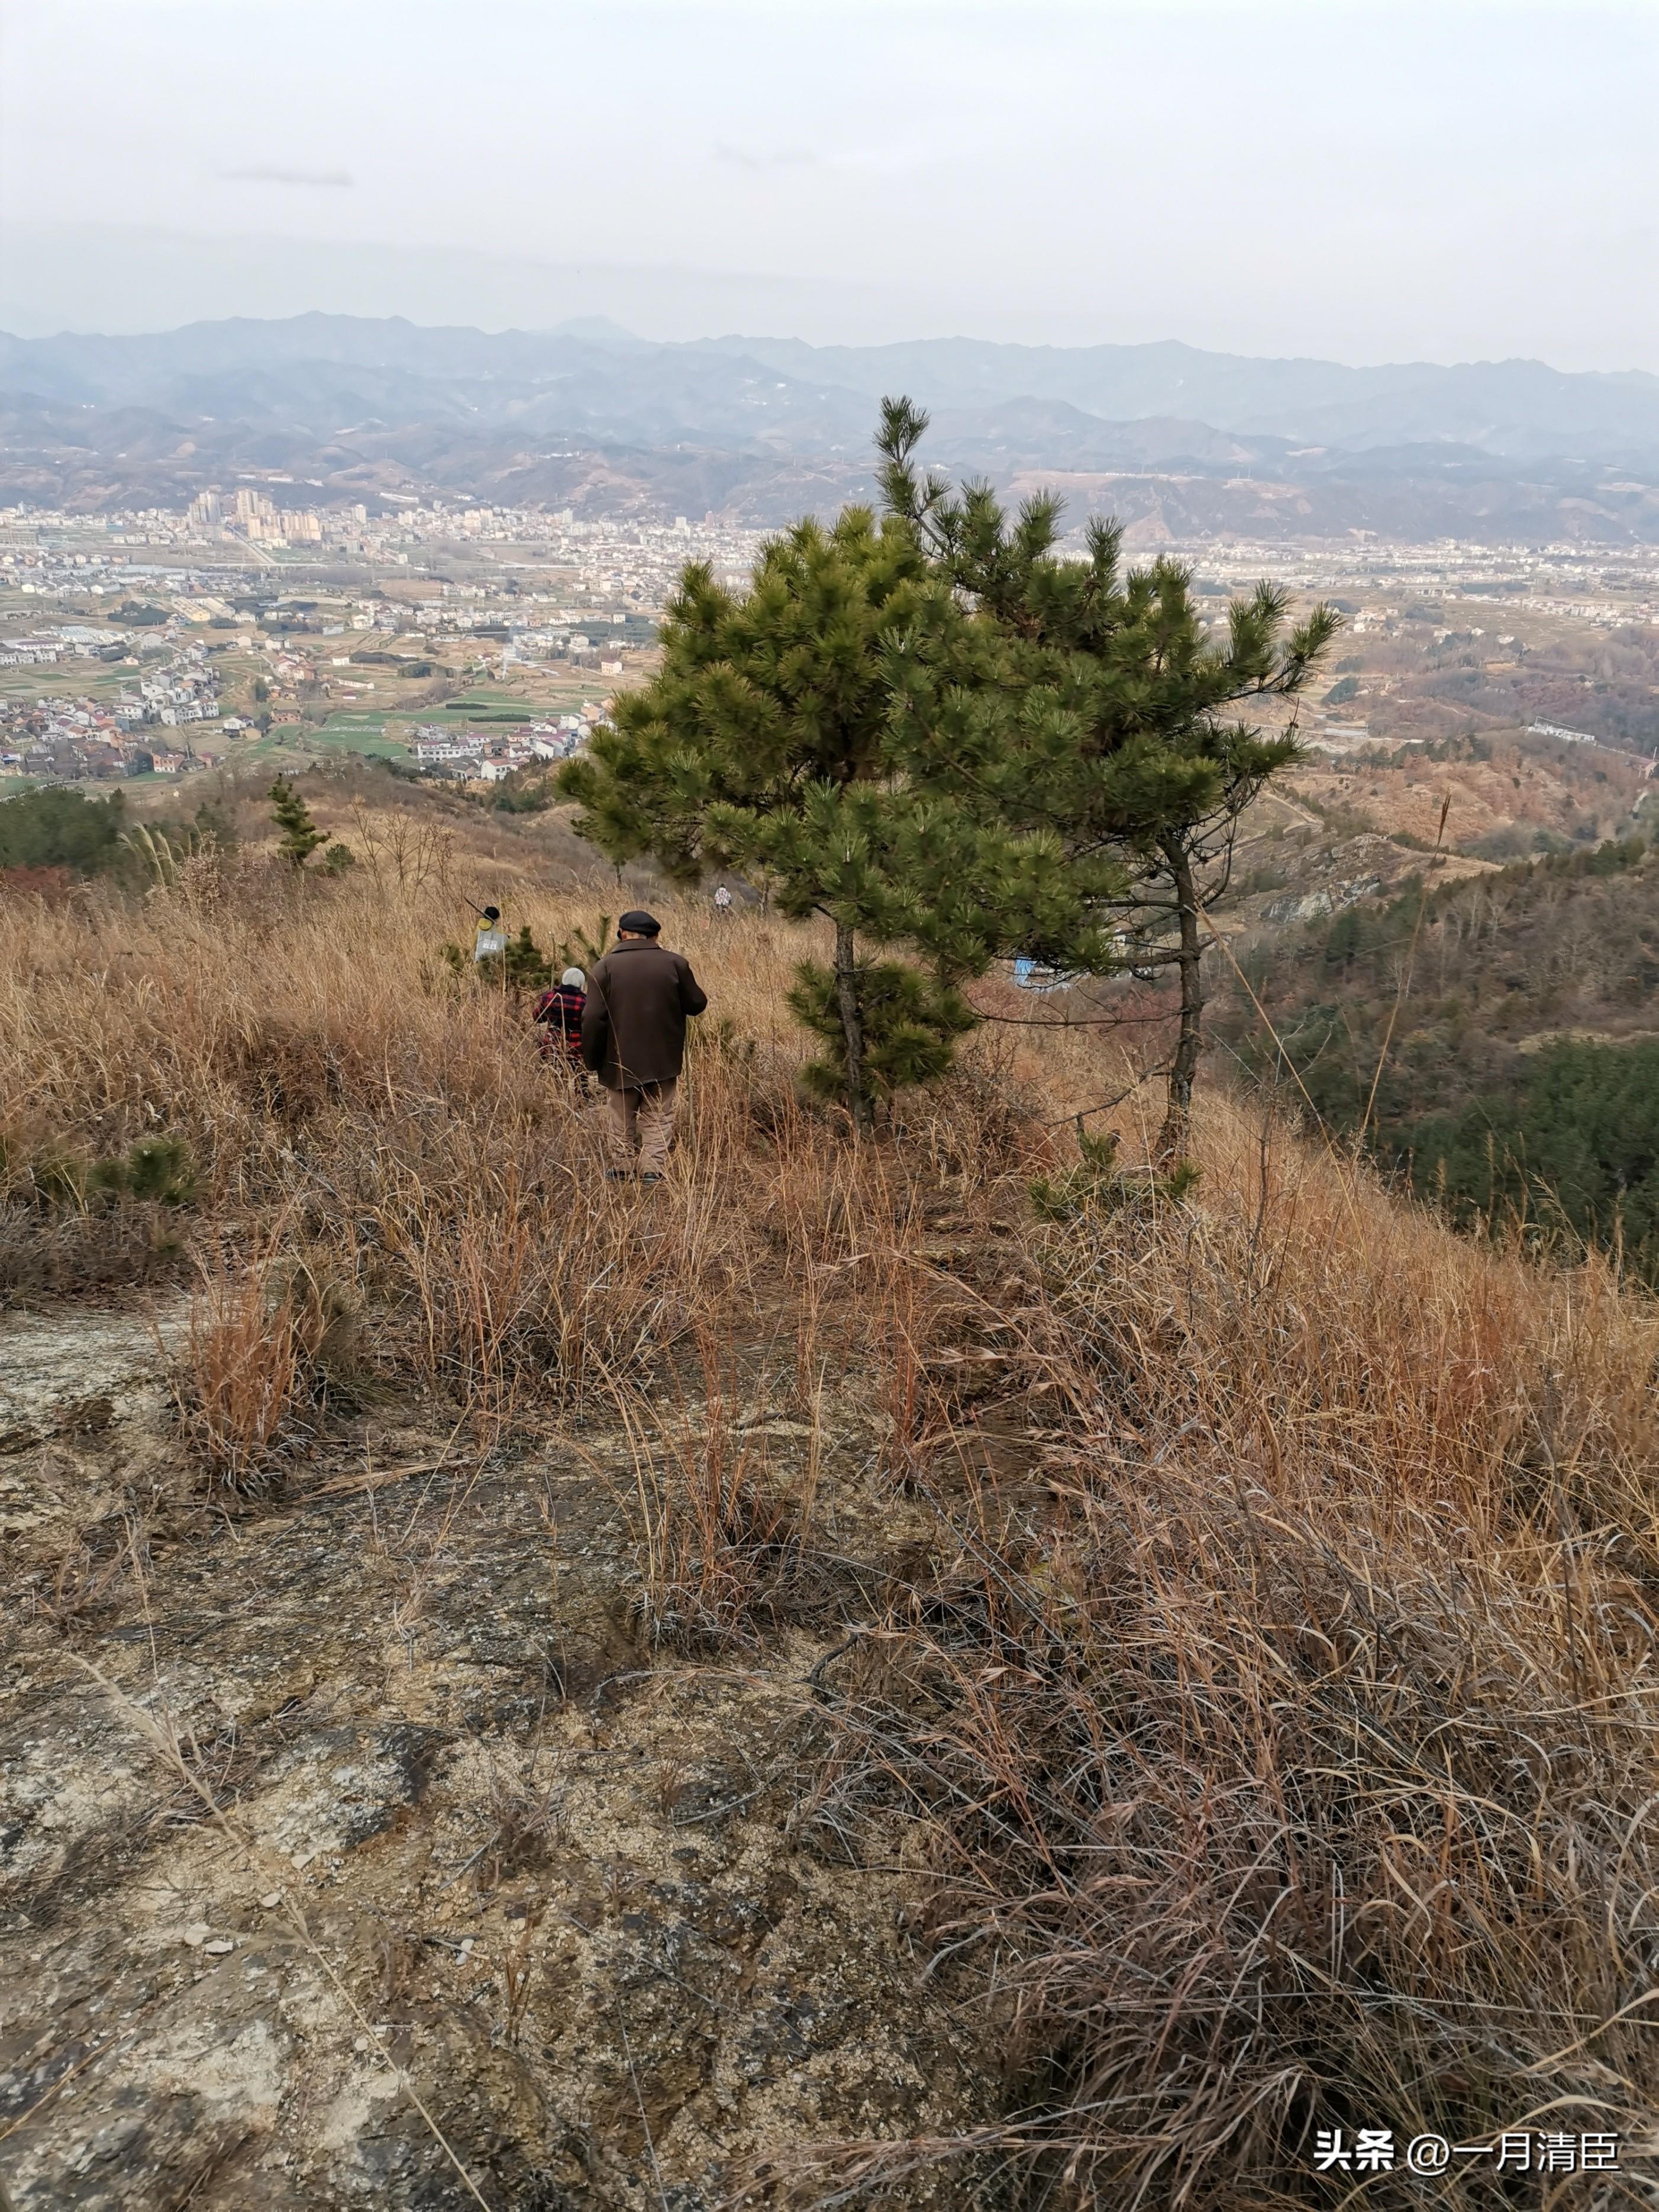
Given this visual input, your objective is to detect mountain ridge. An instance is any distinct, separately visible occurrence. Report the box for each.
[6,315,1659,461]
[6,315,1659,540]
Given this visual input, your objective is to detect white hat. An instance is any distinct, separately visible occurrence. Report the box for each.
[561,966,586,988]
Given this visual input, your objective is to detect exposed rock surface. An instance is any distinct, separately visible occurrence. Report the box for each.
[1,1304,998,2209]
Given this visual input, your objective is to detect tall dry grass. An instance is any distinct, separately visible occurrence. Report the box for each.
[0,823,1063,1437]
[0,842,829,1442]
[783,1118,1659,2207]
[5,823,1659,2202]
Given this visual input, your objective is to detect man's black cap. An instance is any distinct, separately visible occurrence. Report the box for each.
[618,910,661,937]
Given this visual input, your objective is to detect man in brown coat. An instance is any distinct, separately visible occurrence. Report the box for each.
[580,910,708,1181]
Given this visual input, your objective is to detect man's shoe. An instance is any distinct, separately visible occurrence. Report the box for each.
[605,1169,632,1182]
[640,1172,663,1185]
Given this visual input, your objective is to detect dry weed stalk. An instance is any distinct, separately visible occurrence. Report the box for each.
[610,1325,804,1647]
[176,1252,310,1490]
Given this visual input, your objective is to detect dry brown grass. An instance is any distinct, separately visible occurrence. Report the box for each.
[785,1124,1659,2207]
[176,1251,312,1489]
[609,1323,815,1648]
[5,812,1659,2205]
[0,835,803,1421]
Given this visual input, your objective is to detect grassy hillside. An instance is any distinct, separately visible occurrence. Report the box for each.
[1219,834,1659,1275]
[3,799,1658,2205]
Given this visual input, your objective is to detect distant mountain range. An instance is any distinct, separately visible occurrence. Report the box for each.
[4,315,1659,541]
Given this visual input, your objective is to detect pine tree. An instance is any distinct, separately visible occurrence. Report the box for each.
[267,776,325,869]
[502,924,551,989]
[879,398,1339,1162]
[558,510,1112,1130]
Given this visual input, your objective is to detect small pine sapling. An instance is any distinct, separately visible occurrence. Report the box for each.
[551,915,612,975]
[502,925,552,990]
[785,958,976,1105]
[268,776,325,869]
[36,1135,200,1210]
[1029,1126,1200,1224]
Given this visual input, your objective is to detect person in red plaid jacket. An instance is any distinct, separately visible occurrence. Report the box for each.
[533,966,588,1087]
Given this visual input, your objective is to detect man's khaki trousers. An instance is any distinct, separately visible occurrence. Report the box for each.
[600,1079,679,1175]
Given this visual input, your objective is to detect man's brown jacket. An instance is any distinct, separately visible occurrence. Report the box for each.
[580,940,708,1089]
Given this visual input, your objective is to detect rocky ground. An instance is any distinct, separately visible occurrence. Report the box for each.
[0,1302,998,2210]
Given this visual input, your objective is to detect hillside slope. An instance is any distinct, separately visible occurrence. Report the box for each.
[1218,836,1659,1272]
[2,788,1658,2205]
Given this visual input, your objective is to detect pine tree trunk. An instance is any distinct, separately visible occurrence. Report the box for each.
[1156,839,1204,1166]
[834,920,873,1136]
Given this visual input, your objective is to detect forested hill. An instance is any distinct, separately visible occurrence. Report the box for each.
[1219,838,1659,1273]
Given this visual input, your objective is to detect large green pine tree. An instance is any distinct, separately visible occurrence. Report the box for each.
[558,508,1115,1130]
[877,397,1339,1160]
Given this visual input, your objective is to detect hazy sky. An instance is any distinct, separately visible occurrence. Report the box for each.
[2,0,1655,366]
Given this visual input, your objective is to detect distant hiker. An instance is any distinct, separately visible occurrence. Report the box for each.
[713,883,733,917]
[534,966,588,1086]
[473,905,506,961]
[581,910,708,1183]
